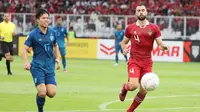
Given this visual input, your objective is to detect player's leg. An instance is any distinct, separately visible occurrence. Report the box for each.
[126,63,152,112]
[114,45,120,66]
[36,84,47,112]
[59,47,67,72]
[0,41,3,61]
[0,53,5,61]
[120,46,127,62]
[30,66,46,112]
[45,73,57,98]
[46,84,56,98]
[2,42,13,75]
[126,84,147,112]
[119,62,141,101]
[6,42,14,75]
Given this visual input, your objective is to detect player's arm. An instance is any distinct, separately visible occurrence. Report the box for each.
[65,35,70,44]
[0,25,3,40]
[65,27,70,44]
[53,43,60,70]
[154,25,169,51]
[22,45,31,70]
[12,23,16,36]
[155,37,169,51]
[120,36,130,55]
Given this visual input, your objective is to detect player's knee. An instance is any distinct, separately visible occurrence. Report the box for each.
[10,56,14,62]
[5,56,10,60]
[127,82,139,91]
[47,92,56,98]
[38,92,46,98]
[61,56,65,59]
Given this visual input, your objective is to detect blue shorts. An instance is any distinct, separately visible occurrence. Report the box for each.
[30,61,56,86]
[59,47,66,56]
[115,44,123,53]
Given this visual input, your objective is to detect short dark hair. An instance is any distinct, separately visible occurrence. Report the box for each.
[56,16,62,20]
[35,8,49,19]
[137,4,147,8]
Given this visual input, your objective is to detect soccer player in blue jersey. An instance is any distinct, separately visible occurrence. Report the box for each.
[53,16,69,72]
[114,24,128,66]
[21,9,60,112]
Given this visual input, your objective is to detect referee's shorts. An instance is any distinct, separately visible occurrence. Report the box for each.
[1,41,13,55]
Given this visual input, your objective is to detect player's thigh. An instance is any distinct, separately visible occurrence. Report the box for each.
[128,77,139,91]
[46,84,56,98]
[127,63,141,90]
[2,42,10,59]
[45,73,57,98]
[59,47,66,57]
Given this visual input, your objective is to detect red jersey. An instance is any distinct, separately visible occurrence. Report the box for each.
[125,21,161,65]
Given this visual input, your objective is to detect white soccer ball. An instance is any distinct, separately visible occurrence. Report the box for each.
[141,73,159,91]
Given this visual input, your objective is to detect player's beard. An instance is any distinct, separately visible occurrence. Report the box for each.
[137,15,146,21]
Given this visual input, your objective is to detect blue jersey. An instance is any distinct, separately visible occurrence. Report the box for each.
[24,27,57,72]
[114,30,125,44]
[53,25,67,48]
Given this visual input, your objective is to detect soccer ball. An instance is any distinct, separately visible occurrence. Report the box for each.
[141,73,159,91]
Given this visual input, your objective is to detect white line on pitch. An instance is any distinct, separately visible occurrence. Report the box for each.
[11,106,200,112]
[99,94,200,110]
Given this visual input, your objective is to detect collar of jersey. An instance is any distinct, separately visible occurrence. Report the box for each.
[36,26,49,35]
[136,20,149,28]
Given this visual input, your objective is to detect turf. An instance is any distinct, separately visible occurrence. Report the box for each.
[0,56,200,112]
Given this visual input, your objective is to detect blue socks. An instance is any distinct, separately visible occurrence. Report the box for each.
[115,55,119,64]
[124,55,128,62]
[36,94,45,112]
[62,58,66,69]
[116,54,128,64]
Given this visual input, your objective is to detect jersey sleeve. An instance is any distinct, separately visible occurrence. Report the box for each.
[12,23,16,31]
[125,26,131,38]
[114,31,116,37]
[154,25,161,39]
[24,33,33,47]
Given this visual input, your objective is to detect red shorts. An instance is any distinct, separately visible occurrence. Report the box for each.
[127,59,152,81]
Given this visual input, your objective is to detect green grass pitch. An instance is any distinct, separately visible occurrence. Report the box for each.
[0,56,200,112]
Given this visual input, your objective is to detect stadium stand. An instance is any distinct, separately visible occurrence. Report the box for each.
[0,0,200,40]
[1,0,200,16]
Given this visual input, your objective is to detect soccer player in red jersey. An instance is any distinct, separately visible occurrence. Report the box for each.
[119,5,169,112]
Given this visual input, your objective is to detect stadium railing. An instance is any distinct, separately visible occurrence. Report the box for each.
[0,13,200,40]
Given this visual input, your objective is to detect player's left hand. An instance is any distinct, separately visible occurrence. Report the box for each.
[0,36,4,40]
[55,59,60,70]
[67,41,70,45]
[162,45,169,51]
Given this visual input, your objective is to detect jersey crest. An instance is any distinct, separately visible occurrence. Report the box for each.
[50,34,54,41]
[148,30,152,36]
[61,28,64,32]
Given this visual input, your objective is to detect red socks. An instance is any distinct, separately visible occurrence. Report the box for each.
[127,92,146,112]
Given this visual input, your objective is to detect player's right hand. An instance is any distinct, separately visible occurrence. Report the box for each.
[24,62,31,70]
[123,48,129,55]
[55,59,60,70]
[0,36,4,40]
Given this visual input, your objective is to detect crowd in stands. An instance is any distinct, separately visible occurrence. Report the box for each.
[0,0,200,16]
